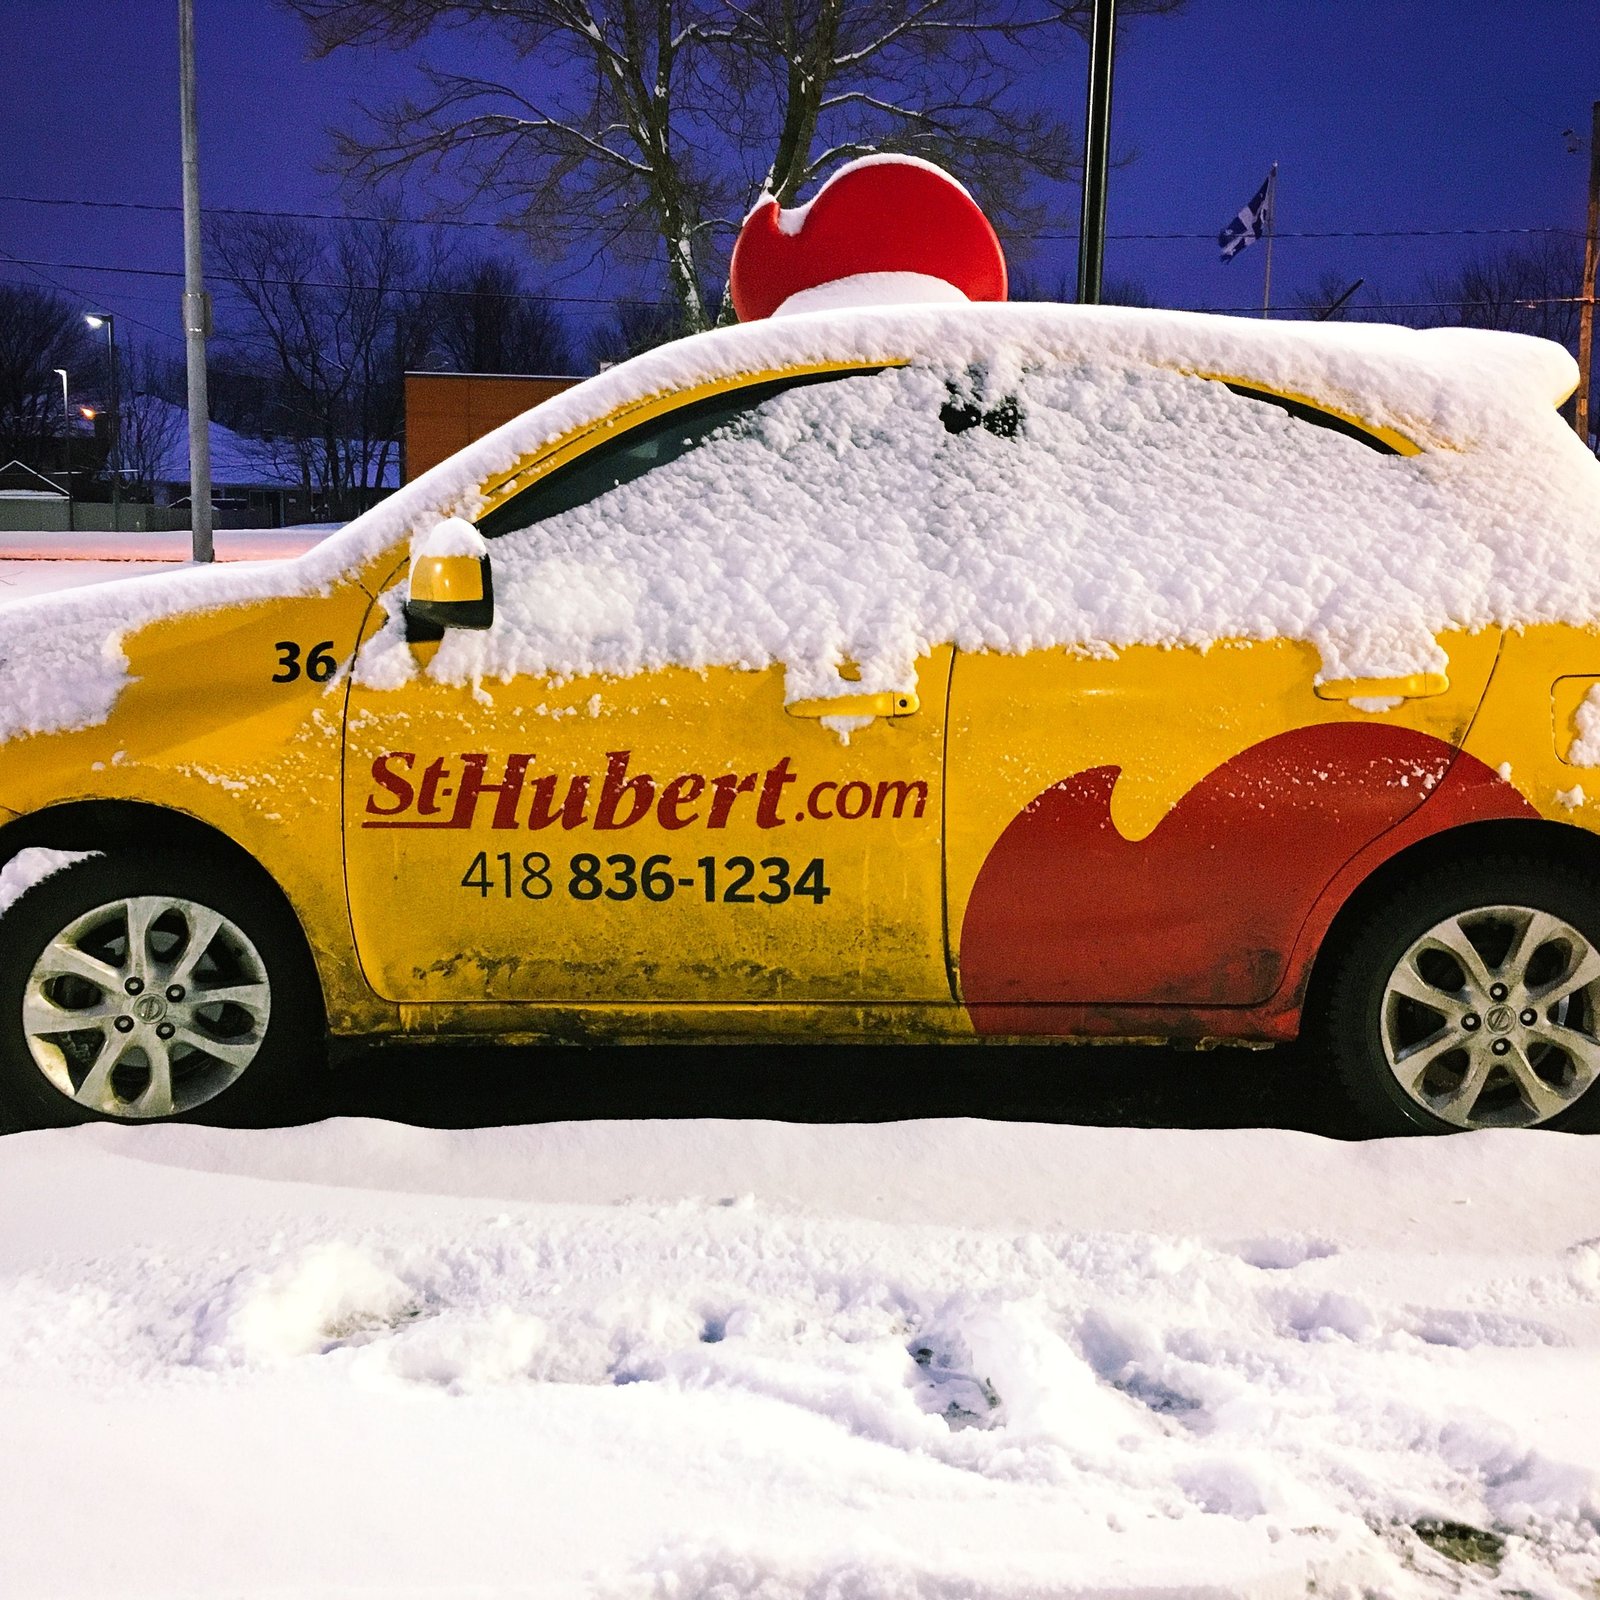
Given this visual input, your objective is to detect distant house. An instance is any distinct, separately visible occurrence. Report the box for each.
[0,460,68,500]
[146,402,398,526]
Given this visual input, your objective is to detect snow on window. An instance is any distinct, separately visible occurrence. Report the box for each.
[360,351,1600,706]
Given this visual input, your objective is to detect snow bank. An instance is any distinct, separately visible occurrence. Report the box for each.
[1,1117,1597,1598]
[0,303,1594,745]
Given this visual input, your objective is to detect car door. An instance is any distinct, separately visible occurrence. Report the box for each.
[941,363,1502,1023]
[341,369,952,1012]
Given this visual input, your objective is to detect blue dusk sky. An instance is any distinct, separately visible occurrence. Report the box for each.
[2,0,1595,353]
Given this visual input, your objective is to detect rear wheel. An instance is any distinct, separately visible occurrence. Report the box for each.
[0,849,323,1129]
[1322,856,1600,1134]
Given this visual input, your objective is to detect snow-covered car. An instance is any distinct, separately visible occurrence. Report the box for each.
[3,295,1600,1135]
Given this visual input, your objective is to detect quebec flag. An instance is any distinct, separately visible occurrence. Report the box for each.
[1219,168,1274,262]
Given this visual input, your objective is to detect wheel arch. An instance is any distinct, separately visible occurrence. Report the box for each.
[0,800,328,1030]
[1302,816,1600,1020]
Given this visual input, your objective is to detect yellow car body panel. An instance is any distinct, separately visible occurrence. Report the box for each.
[2,348,1598,1052]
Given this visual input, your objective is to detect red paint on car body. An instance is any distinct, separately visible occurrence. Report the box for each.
[959,723,1537,1036]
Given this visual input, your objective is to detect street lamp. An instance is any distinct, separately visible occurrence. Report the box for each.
[84,312,121,530]
[51,367,74,533]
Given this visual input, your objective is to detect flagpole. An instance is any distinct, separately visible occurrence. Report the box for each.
[1261,163,1278,318]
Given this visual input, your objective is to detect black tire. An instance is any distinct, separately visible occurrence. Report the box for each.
[0,848,324,1131]
[1319,854,1600,1136]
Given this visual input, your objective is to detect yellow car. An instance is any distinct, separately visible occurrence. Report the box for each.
[2,302,1599,1135]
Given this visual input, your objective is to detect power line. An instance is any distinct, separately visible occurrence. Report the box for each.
[0,190,1586,244]
[0,248,185,344]
[3,256,1588,320]
[0,254,662,308]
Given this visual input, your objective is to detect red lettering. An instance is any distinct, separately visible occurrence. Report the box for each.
[417,757,452,816]
[447,753,530,830]
[707,771,759,829]
[755,757,797,829]
[657,773,705,830]
[527,773,591,830]
[835,780,872,820]
[872,779,929,820]
[594,750,656,830]
[807,781,837,820]
[365,753,416,817]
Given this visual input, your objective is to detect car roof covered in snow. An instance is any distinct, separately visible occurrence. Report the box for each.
[367,302,1577,570]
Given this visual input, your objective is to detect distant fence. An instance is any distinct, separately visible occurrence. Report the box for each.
[0,503,276,533]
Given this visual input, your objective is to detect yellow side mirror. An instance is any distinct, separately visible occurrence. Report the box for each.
[405,518,494,637]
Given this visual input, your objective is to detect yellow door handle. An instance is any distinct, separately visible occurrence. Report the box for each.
[785,690,921,719]
[1314,672,1449,702]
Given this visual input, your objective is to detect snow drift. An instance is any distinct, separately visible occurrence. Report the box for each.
[1,1116,1597,1598]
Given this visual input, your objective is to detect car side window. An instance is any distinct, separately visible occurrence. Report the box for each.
[477,367,883,541]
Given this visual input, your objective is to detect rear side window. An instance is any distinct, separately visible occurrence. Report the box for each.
[478,368,882,540]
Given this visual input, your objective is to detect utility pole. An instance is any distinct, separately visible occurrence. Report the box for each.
[179,0,214,562]
[1075,0,1117,305]
[1578,99,1599,453]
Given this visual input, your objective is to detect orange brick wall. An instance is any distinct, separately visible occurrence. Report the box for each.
[404,372,582,482]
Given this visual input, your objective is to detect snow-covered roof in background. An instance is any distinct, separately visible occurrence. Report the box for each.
[145,399,398,492]
[1,301,1596,747]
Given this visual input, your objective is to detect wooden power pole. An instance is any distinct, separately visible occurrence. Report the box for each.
[1579,99,1599,451]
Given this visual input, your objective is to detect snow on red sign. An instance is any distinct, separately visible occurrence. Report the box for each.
[729,155,1010,321]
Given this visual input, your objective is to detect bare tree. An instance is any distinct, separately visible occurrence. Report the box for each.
[586,297,690,367]
[0,282,96,473]
[430,251,573,373]
[279,0,1187,333]
[1011,269,1153,306]
[208,213,440,507]
[1418,235,1586,349]
[1292,269,1373,322]
[113,344,188,500]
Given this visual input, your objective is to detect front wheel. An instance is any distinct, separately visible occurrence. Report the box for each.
[0,849,323,1129]
[1321,855,1600,1134]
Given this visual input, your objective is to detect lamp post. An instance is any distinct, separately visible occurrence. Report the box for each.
[52,367,75,533]
[84,312,120,530]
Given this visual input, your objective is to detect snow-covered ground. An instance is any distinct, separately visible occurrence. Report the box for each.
[0,526,335,603]
[2,1117,1597,1598]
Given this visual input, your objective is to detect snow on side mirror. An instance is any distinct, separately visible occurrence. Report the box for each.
[405,517,494,639]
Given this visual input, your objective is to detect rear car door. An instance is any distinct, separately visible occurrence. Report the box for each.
[940,362,1501,1024]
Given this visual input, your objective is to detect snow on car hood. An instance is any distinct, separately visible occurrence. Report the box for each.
[0,301,1594,744]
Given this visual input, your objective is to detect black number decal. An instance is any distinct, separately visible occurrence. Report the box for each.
[461,852,492,897]
[307,642,337,682]
[723,856,756,903]
[758,857,791,904]
[272,641,301,682]
[641,855,675,902]
[604,854,638,901]
[697,856,715,901]
[795,859,831,903]
[520,853,552,900]
[569,854,602,900]
[273,640,336,683]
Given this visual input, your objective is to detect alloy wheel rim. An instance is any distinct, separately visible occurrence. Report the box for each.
[1381,903,1600,1129]
[21,895,271,1120]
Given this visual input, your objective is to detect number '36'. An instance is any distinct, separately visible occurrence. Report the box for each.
[272,641,338,683]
